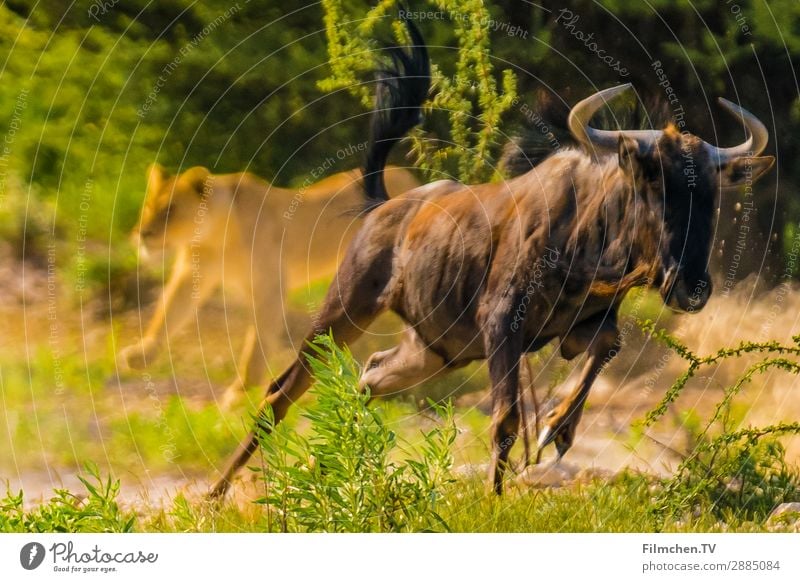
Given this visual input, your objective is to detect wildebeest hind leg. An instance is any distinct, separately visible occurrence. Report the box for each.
[208,247,393,499]
[359,326,449,397]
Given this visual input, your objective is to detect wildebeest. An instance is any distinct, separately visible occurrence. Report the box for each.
[209,17,774,498]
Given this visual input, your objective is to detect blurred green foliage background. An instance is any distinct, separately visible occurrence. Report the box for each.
[0,0,798,284]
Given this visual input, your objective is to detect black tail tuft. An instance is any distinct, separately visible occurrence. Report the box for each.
[362,13,430,210]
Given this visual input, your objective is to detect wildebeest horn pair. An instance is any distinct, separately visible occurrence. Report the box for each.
[569,83,769,162]
[209,15,774,499]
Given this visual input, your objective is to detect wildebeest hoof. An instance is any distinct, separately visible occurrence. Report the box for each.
[537,423,572,460]
[537,425,554,450]
[207,478,231,501]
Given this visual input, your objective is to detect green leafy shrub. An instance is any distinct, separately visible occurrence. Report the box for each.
[639,321,800,528]
[0,462,135,532]
[321,0,518,183]
[254,332,457,532]
[653,431,800,526]
[0,174,55,260]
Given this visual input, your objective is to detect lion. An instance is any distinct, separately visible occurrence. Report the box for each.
[118,163,419,404]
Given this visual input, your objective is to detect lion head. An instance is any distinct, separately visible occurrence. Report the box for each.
[133,164,214,252]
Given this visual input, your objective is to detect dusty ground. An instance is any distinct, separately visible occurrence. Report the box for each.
[2,250,800,507]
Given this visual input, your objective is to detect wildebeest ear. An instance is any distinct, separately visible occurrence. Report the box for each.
[718,156,775,189]
[146,163,167,194]
[617,136,641,173]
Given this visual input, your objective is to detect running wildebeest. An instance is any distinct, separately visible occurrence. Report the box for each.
[210,18,774,498]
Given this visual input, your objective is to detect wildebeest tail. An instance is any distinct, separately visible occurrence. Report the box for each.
[362,14,430,210]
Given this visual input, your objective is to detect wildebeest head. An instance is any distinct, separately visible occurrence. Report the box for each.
[569,84,775,313]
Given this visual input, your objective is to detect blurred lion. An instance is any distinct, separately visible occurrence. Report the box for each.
[118,163,419,404]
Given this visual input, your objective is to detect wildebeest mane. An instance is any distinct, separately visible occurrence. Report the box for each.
[499,90,673,178]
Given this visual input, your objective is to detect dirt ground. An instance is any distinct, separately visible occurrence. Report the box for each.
[2,250,800,506]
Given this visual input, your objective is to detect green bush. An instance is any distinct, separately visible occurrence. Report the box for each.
[254,332,457,532]
[0,462,135,533]
[639,321,800,528]
[654,432,800,526]
[321,0,518,183]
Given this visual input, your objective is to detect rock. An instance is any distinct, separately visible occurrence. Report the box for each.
[766,502,800,531]
[516,461,578,488]
[574,467,616,484]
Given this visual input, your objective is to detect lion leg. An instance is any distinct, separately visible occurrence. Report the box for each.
[220,255,285,407]
[219,325,261,408]
[119,249,218,370]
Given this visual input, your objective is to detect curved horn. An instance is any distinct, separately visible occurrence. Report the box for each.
[568,83,663,151]
[703,98,769,163]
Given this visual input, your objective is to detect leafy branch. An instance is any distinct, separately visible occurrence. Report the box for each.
[320,0,518,183]
[637,319,800,527]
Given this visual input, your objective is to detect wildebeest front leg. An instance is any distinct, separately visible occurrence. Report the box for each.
[537,313,620,459]
[485,320,524,495]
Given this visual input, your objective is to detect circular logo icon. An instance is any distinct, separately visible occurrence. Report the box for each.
[20,542,46,570]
